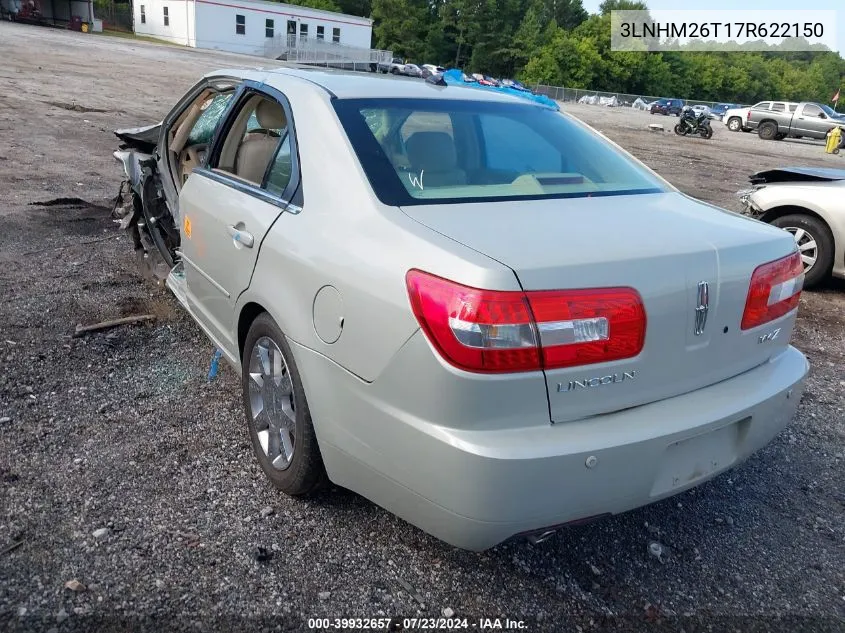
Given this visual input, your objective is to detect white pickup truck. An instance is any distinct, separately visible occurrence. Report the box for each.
[722,105,752,132]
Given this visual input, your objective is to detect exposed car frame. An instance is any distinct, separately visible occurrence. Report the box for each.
[738,167,845,287]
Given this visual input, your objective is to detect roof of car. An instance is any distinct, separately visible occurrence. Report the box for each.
[223,66,533,104]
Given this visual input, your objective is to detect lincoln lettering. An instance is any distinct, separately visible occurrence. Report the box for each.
[557,370,637,393]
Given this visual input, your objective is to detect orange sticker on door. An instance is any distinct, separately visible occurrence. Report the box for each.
[183,215,192,239]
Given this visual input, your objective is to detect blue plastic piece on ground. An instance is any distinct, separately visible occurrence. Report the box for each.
[440,70,560,111]
[208,348,223,381]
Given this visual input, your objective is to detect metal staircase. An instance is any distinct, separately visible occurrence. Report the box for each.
[263,34,392,71]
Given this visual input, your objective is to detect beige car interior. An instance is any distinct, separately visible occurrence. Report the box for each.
[217,96,287,185]
[168,89,215,189]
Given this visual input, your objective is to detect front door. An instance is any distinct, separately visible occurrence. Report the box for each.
[794,103,827,137]
[287,20,297,47]
[178,86,299,352]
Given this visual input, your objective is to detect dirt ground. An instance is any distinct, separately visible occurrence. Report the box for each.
[1,22,844,632]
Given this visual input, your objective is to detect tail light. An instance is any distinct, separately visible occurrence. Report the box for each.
[405,270,646,374]
[741,251,804,330]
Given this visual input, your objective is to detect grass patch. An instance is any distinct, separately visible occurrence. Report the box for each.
[97,29,184,47]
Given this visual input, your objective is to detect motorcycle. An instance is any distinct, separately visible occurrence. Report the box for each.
[674,108,713,139]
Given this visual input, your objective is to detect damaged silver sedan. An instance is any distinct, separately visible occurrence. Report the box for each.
[113,67,808,551]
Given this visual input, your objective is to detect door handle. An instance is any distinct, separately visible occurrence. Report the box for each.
[227,224,254,248]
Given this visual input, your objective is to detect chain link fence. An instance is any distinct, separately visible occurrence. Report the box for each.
[94,0,133,32]
[533,85,720,109]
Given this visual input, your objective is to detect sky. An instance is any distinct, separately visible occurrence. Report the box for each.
[582,0,844,54]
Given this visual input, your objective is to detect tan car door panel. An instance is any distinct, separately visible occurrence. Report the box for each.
[179,173,287,349]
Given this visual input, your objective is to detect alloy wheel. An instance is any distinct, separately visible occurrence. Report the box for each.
[785,226,818,273]
[248,336,296,470]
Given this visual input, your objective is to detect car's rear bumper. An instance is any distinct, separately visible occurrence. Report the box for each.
[295,339,808,551]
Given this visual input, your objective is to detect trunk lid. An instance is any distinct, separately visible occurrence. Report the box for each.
[401,192,799,422]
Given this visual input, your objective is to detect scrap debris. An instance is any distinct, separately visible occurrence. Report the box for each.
[207,348,224,381]
[73,314,156,338]
[64,579,87,592]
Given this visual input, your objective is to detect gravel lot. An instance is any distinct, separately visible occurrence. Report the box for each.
[1,23,844,633]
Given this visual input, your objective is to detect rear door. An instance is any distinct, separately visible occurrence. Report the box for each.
[178,82,301,350]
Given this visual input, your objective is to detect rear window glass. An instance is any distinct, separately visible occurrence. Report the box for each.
[333,98,667,206]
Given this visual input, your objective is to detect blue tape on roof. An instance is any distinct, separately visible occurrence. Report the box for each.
[440,70,560,111]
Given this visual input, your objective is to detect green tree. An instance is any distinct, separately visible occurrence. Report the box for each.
[370,0,431,60]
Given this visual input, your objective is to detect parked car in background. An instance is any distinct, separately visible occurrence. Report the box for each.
[401,63,423,78]
[112,67,809,551]
[378,57,406,74]
[748,102,844,141]
[500,78,533,93]
[738,167,845,287]
[710,103,742,120]
[689,104,712,117]
[471,73,499,86]
[421,64,446,78]
[650,98,685,116]
[723,105,753,132]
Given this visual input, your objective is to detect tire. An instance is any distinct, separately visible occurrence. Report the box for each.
[390,67,399,75]
[770,214,834,289]
[242,313,326,496]
[758,122,777,140]
[727,117,742,132]
[700,125,713,139]
[673,123,686,136]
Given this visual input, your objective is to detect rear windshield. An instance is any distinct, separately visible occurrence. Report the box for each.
[333,98,667,206]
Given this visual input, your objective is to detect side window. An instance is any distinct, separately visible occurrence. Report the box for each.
[265,19,274,38]
[212,94,289,186]
[753,102,772,110]
[163,6,169,26]
[236,14,245,35]
[802,104,822,117]
[300,23,308,38]
[789,104,798,112]
[480,115,562,174]
[140,5,145,23]
[332,27,340,43]
[266,135,293,197]
[186,92,234,146]
[771,103,785,112]
[316,25,325,40]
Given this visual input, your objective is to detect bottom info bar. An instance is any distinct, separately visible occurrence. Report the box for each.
[307,617,529,630]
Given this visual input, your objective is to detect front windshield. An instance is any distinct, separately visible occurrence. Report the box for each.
[333,98,667,206]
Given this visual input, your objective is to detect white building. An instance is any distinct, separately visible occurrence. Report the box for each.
[131,0,374,59]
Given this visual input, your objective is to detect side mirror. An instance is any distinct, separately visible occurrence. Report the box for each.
[819,112,827,119]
